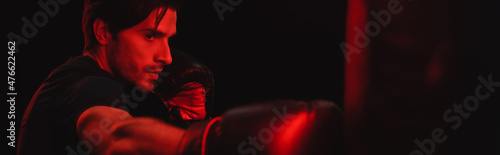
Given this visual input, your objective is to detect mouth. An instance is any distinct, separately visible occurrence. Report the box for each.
[146,66,163,74]
[144,72,159,83]
[147,70,161,74]
[145,70,161,80]
[145,66,163,80]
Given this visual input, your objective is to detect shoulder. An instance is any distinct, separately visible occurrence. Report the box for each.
[48,55,123,99]
[41,56,114,92]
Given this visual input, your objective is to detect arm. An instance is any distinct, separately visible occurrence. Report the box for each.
[77,106,185,155]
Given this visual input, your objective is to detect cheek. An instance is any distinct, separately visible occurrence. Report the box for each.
[109,42,145,82]
[118,34,152,64]
[112,31,159,86]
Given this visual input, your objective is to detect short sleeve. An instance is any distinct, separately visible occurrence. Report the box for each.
[56,76,128,140]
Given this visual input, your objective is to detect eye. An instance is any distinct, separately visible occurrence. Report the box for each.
[145,33,155,40]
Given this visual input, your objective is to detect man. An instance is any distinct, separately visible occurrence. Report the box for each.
[17,0,346,154]
[18,0,189,154]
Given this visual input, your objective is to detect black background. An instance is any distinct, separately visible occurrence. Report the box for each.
[4,0,500,155]
[4,0,345,154]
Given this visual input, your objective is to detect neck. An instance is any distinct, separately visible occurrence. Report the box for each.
[83,48,113,76]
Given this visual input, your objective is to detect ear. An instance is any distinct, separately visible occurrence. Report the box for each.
[93,18,112,45]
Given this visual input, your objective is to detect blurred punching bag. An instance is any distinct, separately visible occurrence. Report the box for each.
[343,0,499,154]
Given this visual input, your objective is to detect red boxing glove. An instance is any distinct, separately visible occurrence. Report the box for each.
[154,49,215,128]
[165,82,207,120]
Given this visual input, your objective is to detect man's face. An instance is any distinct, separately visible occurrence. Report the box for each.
[106,8,176,92]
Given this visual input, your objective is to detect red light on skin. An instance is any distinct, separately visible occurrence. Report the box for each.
[87,8,176,93]
[270,111,315,155]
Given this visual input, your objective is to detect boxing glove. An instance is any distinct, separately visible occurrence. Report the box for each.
[178,100,343,155]
[154,49,215,128]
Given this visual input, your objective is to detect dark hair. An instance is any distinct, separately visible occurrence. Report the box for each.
[82,0,182,52]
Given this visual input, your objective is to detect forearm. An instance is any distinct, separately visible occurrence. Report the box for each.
[107,117,185,154]
[77,106,185,155]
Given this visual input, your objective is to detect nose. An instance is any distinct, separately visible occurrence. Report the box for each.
[156,40,173,66]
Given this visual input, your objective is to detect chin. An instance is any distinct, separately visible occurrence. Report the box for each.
[131,76,155,92]
[140,85,154,93]
[139,81,155,93]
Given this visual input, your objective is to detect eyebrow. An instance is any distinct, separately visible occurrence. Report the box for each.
[140,28,176,38]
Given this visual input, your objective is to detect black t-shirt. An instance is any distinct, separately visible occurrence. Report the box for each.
[17,56,171,155]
